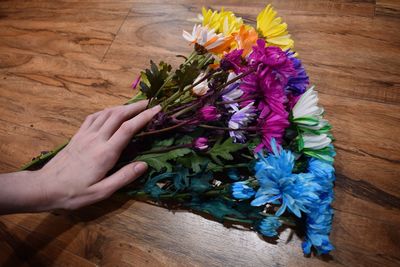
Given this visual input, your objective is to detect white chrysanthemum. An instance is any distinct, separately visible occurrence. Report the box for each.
[292,86,324,120]
[302,133,332,150]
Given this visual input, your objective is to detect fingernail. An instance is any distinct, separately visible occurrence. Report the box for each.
[134,162,148,173]
[151,105,162,112]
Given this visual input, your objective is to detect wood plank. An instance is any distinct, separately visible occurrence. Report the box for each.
[0,220,97,267]
[376,0,400,17]
[0,1,399,267]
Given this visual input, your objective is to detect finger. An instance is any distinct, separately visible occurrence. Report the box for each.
[108,105,161,152]
[79,112,101,132]
[99,100,149,139]
[89,161,148,199]
[88,108,115,132]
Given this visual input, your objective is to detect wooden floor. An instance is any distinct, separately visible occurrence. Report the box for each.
[0,0,399,266]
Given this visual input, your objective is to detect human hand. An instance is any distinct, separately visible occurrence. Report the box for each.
[32,100,161,211]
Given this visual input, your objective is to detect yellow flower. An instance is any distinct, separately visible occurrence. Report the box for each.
[200,7,243,36]
[257,4,294,51]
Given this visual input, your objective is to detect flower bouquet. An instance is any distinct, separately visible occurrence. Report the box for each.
[23,5,336,255]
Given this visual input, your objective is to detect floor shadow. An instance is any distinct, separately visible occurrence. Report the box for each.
[0,194,133,267]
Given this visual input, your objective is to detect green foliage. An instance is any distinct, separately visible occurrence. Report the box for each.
[177,151,208,173]
[135,148,191,172]
[139,60,172,99]
[125,91,147,104]
[208,138,246,165]
[152,137,175,148]
[304,147,335,163]
[175,61,201,89]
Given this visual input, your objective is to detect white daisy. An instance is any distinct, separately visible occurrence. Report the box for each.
[182,24,231,53]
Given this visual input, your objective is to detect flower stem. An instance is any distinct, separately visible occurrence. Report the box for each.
[139,144,191,155]
[217,95,257,105]
[171,101,201,119]
[20,140,69,170]
[135,120,189,137]
[199,124,257,132]
[216,68,254,94]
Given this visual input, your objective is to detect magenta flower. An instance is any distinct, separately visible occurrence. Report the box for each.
[198,105,220,122]
[193,137,209,151]
[255,112,289,152]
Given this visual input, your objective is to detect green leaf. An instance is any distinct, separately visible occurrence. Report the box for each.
[139,60,172,99]
[177,151,208,173]
[208,138,246,165]
[175,61,201,89]
[292,116,319,126]
[152,137,175,148]
[125,92,147,104]
[135,148,191,172]
[304,147,335,163]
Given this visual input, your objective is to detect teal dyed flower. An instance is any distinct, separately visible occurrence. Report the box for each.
[259,216,282,237]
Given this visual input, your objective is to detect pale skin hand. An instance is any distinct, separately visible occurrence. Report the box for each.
[0,100,161,214]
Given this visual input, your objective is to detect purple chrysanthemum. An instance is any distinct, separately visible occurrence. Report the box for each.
[285,51,309,95]
[228,102,257,143]
[220,49,244,72]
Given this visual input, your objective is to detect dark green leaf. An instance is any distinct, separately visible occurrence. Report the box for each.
[135,148,191,172]
[208,138,246,165]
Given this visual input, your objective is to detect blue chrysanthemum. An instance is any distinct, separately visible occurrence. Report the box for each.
[259,216,282,237]
[302,158,336,254]
[251,139,321,217]
[232,182,255,199]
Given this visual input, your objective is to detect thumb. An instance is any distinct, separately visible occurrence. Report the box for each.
[91,161,148,198]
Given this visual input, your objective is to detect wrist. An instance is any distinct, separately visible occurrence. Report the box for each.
[0,170,51,214]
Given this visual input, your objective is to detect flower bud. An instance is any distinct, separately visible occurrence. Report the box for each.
[193,137,209,151]
[198,105,220,122]
[192,72,209,96]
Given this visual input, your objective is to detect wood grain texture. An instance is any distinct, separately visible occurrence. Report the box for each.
[0,0,400,266]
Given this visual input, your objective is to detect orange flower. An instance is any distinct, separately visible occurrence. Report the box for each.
[232,25,259,56]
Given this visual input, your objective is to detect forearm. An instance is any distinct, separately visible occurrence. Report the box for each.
[0,170,49,214]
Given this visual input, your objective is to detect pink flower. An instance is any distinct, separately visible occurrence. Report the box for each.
[131,75,141,89]
[255,112,289,152]
[198,105,220,122]
[193,137,209,151]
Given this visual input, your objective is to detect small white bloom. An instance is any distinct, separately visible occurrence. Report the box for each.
[192,72,209,96]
